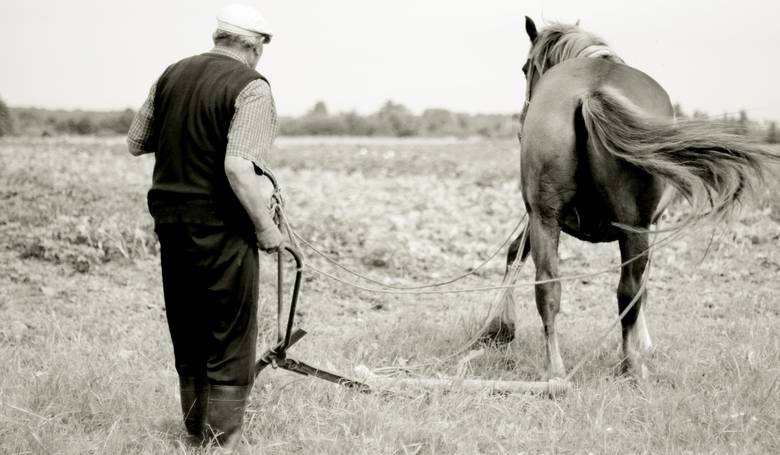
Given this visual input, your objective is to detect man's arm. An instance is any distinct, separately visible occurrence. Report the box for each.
[225,78,282,251]
[225,79,278,173]
[225,156,282,250]
[127,82,157,156]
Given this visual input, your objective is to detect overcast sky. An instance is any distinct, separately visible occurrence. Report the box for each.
[2,0,779,120]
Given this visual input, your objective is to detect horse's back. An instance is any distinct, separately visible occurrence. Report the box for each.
[524,58,673,140]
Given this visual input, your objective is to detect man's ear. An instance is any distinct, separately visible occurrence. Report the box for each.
[525,16,538,42]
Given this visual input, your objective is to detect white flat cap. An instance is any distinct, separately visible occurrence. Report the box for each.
[217,3,273,39]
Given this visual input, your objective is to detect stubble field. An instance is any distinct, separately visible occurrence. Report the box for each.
[1,136,779,454]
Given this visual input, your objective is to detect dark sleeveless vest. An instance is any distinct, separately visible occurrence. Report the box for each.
[147,52,267,233]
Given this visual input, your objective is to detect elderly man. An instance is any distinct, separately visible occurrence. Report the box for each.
[127,4,282,451]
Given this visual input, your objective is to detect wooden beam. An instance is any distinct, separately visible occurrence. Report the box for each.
[364,376,571,397]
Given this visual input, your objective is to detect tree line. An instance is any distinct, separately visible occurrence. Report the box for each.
[0,94,777,143]
[0,97,519,139]
[1,102,136,137]
[278,101,518,138]
[672,103,777,144]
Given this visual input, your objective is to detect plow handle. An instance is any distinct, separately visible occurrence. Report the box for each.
[280,245,304,351]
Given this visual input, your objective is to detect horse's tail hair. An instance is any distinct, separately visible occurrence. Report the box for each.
[580,88,779,222]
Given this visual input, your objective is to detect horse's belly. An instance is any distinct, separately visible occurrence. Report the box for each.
[560,203,620,243]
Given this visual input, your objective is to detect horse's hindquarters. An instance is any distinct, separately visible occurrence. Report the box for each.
[521,58,672,233]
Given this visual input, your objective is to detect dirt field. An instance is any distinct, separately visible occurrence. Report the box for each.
[1,136,779,454]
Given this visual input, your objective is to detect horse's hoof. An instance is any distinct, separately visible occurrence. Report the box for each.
[477,318,515,345]
[544,370,566,381]
[546,361,567,380]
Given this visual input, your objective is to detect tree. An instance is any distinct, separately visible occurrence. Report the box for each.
[673,103,687,120]
[421,108,457,135]
[373,100,419,136]
[295,101,349,135]
[0,94,13,136]
[308,101,329,117]
[766,122,778,144]
[67,116,96,135]
[735,110,749,136]
[341,111,373,135]
[114,108,135,134]
[100,108,135,134]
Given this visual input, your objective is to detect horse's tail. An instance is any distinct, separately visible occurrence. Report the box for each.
[580,88,778,222]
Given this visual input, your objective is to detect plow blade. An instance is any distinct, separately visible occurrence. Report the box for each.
[255,327,372,393]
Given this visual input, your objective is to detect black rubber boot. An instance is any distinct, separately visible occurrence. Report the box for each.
[179,377,209,443]
[206,384,251,453]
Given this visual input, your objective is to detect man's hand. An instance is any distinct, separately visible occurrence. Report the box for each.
[256,224,283,253]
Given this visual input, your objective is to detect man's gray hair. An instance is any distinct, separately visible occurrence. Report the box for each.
[212,30,264,52]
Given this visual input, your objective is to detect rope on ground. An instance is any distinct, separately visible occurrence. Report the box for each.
[270,182,697,297]
[271,187,528,290]
[291,215,526,290]
[295,224,685,296]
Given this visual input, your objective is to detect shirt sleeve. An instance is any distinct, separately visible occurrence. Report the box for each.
[127,82,157,155]
[226,78,279,173]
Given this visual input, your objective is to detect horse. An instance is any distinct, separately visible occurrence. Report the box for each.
[479,17,779,379]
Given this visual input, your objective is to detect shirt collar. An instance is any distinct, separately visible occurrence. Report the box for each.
[208,46,251,66]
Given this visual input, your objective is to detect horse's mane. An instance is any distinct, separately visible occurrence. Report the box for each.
[520,21,626,123]
[529,22,624,75]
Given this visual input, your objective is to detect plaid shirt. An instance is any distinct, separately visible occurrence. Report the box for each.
[127,46,278,173]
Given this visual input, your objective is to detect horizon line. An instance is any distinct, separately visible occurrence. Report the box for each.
[6,103,777,122]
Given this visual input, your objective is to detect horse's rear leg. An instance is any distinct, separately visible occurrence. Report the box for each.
[636,305,653,354]
[479,225,530,343]
[529,215,565,379]
[617,232,652,378]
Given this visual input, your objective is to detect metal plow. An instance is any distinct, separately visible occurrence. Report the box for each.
[254,245,371,393]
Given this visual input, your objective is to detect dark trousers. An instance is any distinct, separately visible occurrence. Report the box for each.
[156,223,259,386]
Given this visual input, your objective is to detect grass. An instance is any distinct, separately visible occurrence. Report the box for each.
[0,136,779,453]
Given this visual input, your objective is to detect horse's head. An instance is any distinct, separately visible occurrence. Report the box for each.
[518,16,540,130]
